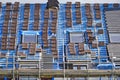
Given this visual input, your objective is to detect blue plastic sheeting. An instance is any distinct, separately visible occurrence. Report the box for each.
[4,77,7,80]
[0,3,119,70]
[97,64,115,70]
[52,77,54,80]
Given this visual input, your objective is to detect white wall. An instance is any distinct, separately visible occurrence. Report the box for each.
[0,0,120,3]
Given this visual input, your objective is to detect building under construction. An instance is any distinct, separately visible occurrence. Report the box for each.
[0,0,120,80]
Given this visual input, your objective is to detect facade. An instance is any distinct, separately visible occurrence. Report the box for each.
[0,0,120,80]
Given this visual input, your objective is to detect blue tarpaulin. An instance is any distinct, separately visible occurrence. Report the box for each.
[97,64,115,70]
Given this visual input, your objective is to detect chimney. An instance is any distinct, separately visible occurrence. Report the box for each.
[46,0,59,9]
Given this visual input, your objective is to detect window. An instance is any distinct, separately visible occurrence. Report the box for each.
[22,34,37,43]
[109,33,120,43]
[70,32,84,43]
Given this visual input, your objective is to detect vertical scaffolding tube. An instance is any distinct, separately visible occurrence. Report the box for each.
[13,53,15,80]
[63,39,65,80]
[39,51,41,80]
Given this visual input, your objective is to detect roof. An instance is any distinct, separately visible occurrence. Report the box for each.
[0,0,120,3]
